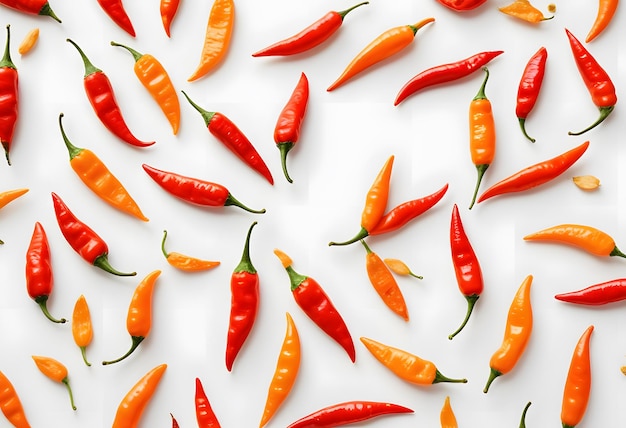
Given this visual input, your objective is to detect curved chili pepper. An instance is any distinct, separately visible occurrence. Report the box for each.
[252,2,369,57]
[111,42,180,135]
[286,401,413,428]
[449,204,483,340]
[0,25,18,166]
[468,68,495,210]
[58,113,148,221]
[97,0,135,36]
[436,0,487,11]
[516,47,547,143]
[476,141,589,204]
[361,240,408,321]
[51,192,136,276]
[384,258,423,279]
[111,364,167,428]
[555,279,626,305]
[259,312,300,428]
[440,396,457,428]
[72,294,93,366]
[188,0,234,81]
[160,0,181,37]
[0,187,28,244]
[161,230,220,271]
[565,29,616,136]
[329,155,393,246]
[483,275,533,393]
[0,0,60,22]
[25,222,66,324]
[142,164,265,214]
[360,337,467,384]
[561,325,594,428]
[499,0,553,23]
[523,223,626,258]
[170,413,179,428]
[0,370,30,428]
[18,28,38,55]
[275,72,309,183]
[327,17,434,91]
[66,39,154,148]
[181,91,274,185]
[32,356,76,410]
[102,270,161,365]
[586,0,618,42]
[226,222,260,371]
[195,377,220,427]
[394,50,504,106]
[274,248,356,362]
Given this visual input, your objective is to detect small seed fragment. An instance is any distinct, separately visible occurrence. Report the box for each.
[573,175,600,191]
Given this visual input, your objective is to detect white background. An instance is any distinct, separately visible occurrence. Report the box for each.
[0,0,625,426]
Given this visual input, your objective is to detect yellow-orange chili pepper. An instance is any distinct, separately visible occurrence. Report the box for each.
[112,364,167,428]
[161,230,220,271]
[329,155,394,246]
[499,0,553,23]
[361,240,409,321]
[440,396,458,428]
[102,270,161,365]
[31,355,76,410]
[58,113,148,222]
[483,275,533,393]
[360,337,467,385]
[586,0,618,42]
[561,325,594,428]
[110,42,180,135]
[383,258,423,279]
[523,223,626,258]
[0,187,28,245]
[0,370,30,428]
[188,0,234,81]
[72,294,93,366]
[259,312,301,427]
[18,28,38,55]
[468,68,496,210]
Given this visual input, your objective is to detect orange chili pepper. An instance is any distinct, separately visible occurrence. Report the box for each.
[161,230,220,271]
[102,270,161,365]
[111,41,180,135]
[160,0,181,37]
[17,28,38,55]
[0,370,30,428]
[31,355,76,410]
[483,275,533,393]
[327,17,434,91]
[440,396,458,428]
[360,337,467,385]
[0,187,28,245]
[524,223,626,258]
[468,68,495,210]
[384,258,423,279]
[499,0,553,23]
[112,364,167,428]
[259,312,301,427]
[361,240,409,321]
[72,294,93,366]
[58,113,148,222]
[586,0,618,42]
[561,325,594,428]
[188,0,234,81]
[329,155,394,246]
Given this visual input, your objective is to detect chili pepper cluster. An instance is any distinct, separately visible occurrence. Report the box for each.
[0,0,623,426]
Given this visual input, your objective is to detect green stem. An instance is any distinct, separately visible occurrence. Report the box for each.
[181,91,216,127]
[93,254,136,277]
[328,227,369,246]
[66,39,100,77]
[518,118,535,143]
[432,369,468,384]
[519,401,531,428]
[473,67,490,101]
[224,193,266,214]
[161,230,170,258]
[338,1,369,19]
[62,378,77,410]
[469,164,488,210]
[35,296,66,323]
[80,347,91,367]
[110,40,143,62]
[448,294,479,340]
[102,336,144,365]
[39,2,61,22]
[483,368,501,393]
[610,246,626,258]
[0,26,15,69]
[278,143,294,183]
[285,266,307,292]
[234,222,258,273]
[568,106,614,136]
[58,113,83,160]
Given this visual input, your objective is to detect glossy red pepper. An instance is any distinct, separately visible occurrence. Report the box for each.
[0,25,18,166]
[160,0,181,37]
[448,204,484,340]
[555,279,626,305]
[516,47,548,143]
[25,222,66,324]
[51,192,136,277]
[0,0,60,21]
[436,0,487,11]
[394,50,504,106]
[142,164,265,214]
[97,0,135,37]
[226,222,260,372]
[195,377,220,427]
[182,91,274,185]
[170,413,179,428]
[286,401,413,428]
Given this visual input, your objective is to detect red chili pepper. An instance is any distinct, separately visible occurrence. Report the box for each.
[66,39,154,148]
[565,29,616,136]
[142,164,266,214]
[274,72,309,183]
[435,0,487,11]
[97,0,135,37]
[555,279,626,306]
[182,91,274,185]
[516,46,548,143]
[0,25,18,166]
[25,222,66,324]
[286,401,413,428]
[51,192,136,277]
[160,0,181,37]
[170,413,179,428]
[195,377,221,427]
[448,204,484,340]
[252,2,369,57]
[226,222,260,372]
[476,141,589,204]
[0,0,61,22]
[394,50,504,106]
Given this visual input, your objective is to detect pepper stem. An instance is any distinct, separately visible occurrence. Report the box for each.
[328,227,369,246]
[234,222,258,273]
[518,118,535,143]
[58,113,83,160]
[408,17,435,35]
[285,266,308,292]
[360,239,373,254]
[568,106,614,136]
[483,368,501,393]
[0,25,15,69]
[473,68,490,101]
[80,347,91,367]
[62,378,77,410]
[224,193,266,214]
[610,246,626,258]
[469,164,489,210]
[338,1,369,19]
[519,401,532,428]
[0,238,4,245]
[102,336,144,365]
[181,91,216,127]
[433,369,468,384]
[66,39,100,76]
[110,40,143,62]
[278,143,294,183]
[448,294,479,340]
[93,254,137,276]
[35,295,67,323]
[40,2,62,22]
